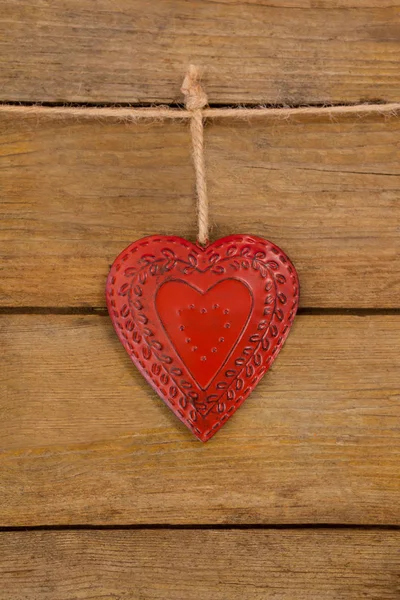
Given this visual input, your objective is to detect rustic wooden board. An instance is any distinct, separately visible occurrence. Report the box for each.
[2,1,398,594]
[0,529,399,599]
[1,111,399,308]
[1,313,399,526]
[1,1,400,104]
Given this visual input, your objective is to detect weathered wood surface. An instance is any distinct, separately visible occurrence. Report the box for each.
[1,111,399,308]
[1,313,399,526]
[0,529,399,600]
[1,1,399,596]
[1,1,400,105]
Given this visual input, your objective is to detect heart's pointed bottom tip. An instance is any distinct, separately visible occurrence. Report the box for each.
[191,426,220,443]
[195,432,212,443]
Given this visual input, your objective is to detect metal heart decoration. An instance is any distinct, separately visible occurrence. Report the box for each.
[106,235,299,441]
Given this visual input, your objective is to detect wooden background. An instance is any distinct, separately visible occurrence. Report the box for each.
[0,1,399,598]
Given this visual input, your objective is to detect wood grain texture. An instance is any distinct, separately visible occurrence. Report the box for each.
[1,314,399,526]
[1,1,398,594]
[1,111,399,308]
[0,529,399,600]
[0,1,400,104]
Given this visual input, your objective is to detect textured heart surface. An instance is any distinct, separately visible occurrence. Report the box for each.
[106,235,299,441]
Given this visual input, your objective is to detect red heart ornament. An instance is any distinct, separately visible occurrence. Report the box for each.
[106,235,299,441]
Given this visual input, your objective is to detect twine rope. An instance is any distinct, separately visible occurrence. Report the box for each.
[2,102,399,120]
[2,66,399,245]
[181,65,209,245]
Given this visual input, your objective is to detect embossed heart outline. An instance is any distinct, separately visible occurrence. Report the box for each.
[106,235,299,441]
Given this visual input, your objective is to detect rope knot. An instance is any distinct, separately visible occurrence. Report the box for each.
[181,65,208,111]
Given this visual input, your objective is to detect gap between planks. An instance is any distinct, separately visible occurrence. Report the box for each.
[0,524,399,532]
[0,307,399,316]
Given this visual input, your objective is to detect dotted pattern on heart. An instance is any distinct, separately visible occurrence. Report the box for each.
[156,280,252,389]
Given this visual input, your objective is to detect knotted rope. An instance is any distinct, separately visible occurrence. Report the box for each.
[181,65,209,245]
[2,66,399,245]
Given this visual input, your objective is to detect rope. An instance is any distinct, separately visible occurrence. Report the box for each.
[2,66,399,245]
[181,65,209,245]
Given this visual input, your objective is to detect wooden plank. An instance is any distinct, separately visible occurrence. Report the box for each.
[0,529,399,599]
[1,314,399,526]
[0,1,400,104]
[1,111,399,308]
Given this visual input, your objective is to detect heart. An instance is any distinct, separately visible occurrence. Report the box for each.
[156,279,253,390]
[106,235,299,441]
